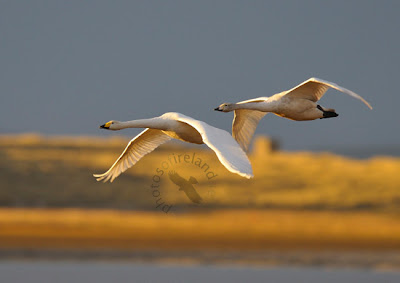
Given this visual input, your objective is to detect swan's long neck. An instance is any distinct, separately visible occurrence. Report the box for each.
[233,100,274,112]
[115,118,167,130]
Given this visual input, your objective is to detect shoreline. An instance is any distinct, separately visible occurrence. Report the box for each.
[1,208,400,260]
[2,248,400,270]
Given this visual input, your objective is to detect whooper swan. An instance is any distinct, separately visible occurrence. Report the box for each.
[214,77,372,151]
[93,112,253,182]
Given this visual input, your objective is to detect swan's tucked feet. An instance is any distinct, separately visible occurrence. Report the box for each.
[317,105,338,119]
[215,77,371,151]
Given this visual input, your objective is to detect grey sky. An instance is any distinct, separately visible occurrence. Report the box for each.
[1,1,399,152]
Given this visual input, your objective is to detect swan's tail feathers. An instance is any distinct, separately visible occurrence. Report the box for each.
[317,105,339,119]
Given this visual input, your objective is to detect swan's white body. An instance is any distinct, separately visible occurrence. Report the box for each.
[215,77,372,151]
[93,112,253,182]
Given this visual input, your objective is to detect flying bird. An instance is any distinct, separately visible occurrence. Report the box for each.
[93,112,253,182]
[168,171,202,204]
[214,77,372,151]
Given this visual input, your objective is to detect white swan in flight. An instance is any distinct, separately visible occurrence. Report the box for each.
[93,112,253,182]
[214,77,372,151]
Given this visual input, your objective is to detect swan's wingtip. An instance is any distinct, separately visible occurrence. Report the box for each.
[362,100,373,110]
[93,173,107,182]
[240,172,254,179]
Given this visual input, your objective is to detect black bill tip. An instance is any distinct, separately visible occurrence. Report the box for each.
[214,107,222,111]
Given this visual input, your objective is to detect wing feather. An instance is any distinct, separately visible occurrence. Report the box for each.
[93,129,172,182]
[232,109,266,152]
[174,113,253,179]
[285,77,372,109]
[237,97,269,104]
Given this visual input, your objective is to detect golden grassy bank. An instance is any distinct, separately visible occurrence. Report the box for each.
[1,134,399,212]
[1,134,400,253]
[1,208,400,251]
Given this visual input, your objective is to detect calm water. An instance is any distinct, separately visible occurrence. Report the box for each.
[1,261,400,283]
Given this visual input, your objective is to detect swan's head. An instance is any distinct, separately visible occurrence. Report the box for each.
[214,103,234,112]
[99,120,120,130]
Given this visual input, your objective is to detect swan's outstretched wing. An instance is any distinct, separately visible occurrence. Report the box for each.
[285,77,372,109]
[174,113,253,179]
[93,129,172,182]
[237,97,269,104]
[232,109,266,152]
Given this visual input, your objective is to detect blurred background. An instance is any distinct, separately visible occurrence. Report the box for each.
[1,1,400,282]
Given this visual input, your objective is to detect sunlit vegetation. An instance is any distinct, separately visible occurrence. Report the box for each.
[1,134,400,252]
[1,208,400,251]
[1,134,399,212]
